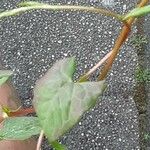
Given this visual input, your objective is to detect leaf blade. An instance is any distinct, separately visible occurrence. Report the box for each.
[0,117,41,140]
[124,5,150,20]
[33,57,105,142]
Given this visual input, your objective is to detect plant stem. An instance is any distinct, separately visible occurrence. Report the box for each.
[98,0,149,81]
[0,2,122,21]
[0,116,4,123]
[9,107,35,117]
[79,50,112,82]
[0,108,35,123]
[36,130,44,150]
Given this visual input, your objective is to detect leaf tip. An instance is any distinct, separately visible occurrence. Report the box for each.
[0,70,13,86]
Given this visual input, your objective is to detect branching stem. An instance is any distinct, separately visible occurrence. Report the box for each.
[98,0,149,80]
[0,0,149,123]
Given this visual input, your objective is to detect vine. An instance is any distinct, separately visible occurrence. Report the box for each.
[0,1,149,149]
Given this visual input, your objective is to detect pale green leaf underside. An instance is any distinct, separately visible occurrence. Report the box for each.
[124,5,150,20]
[0,70,12,86]
[33,57,105,142]
[0,117,41,140]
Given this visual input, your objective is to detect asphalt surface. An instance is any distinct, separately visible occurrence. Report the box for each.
[0,0,140,149]
[144,13,150,149]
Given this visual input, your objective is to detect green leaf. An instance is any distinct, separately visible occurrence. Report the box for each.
[124,5,150,20]
[33,57,105,142]
[0,70,12,86]
[51,141,67,150]
[0,117,41,140]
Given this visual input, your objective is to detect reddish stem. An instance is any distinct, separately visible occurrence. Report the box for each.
[9,107,35,117]
[98,0,149,80]
[0,108,35,123]
[0,116,4,123]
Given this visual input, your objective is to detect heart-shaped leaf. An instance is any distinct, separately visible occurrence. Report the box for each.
[0,70,12,86]
[0,117,41,140]
[33,57,105,142]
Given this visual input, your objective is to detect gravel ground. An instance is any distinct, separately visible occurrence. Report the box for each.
[0,0,140,149]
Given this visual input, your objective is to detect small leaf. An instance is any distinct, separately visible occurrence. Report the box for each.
[124,5,150,20]
[33,57,105,142]
[0,117,41,140]
[0,70,12,86]
[51,141,67,150]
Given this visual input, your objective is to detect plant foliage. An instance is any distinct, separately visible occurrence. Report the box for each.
[33,57,105,142]
[0,117,41,140]
[0,70,12,86]
[124,5,150,20]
